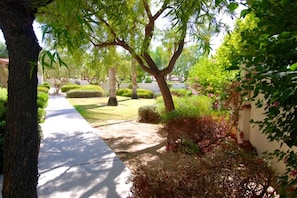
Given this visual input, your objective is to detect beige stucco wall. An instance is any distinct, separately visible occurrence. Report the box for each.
[239,93,296,174]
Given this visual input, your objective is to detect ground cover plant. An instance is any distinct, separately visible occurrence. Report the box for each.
[68,96,156,126]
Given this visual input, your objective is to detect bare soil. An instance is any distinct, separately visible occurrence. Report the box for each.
[93,120,167,171]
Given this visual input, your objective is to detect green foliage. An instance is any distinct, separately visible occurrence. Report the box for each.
[38,108,46,123]
[0,41,8,58]
[188,56,237,98]
[66,90,103,98]
[37,86,49,93]
[220,1,297,194]
[138,105,160,124]
[61,84,104,94]
[130,139,277,197]
[157,95,212,122]
[37,92,49,109]
[170,88,192,97]
[41,82,51,89]
[61,84,81,92]
[117,88,154,99]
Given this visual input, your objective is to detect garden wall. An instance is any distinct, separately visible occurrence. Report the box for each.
[238,93,296,174]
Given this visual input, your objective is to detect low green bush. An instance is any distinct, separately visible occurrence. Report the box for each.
[38,86,49,93]
[66,90,103,98]
[41,82,51,89]
[137,89,154,98]
[138,105,160,124]
[37,92,49,108]
[157,95,212,122]
[61,84,81,92]
[117,88,132,97]
[117,88,154,98]
[77,85,104,92]
[38,107,46,123]
[170,88,192,97]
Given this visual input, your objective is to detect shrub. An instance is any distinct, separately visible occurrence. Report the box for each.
[78,85,104,92]
[117,88,154,98]
[66,90,103,98]
[129,139,277,198]
[170,88,192,97]
[163,116,230,153]
[61,84,81,92]
[157,95,212,122]
[38,108,46,123]
[37,85,49,93]
[138,105,160,124]
[41,82,51,89]
[37,92,49,108]
[117,88,131,97]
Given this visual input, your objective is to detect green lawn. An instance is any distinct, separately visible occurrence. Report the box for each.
[68,96,156,126]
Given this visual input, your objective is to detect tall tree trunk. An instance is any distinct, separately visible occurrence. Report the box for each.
[131,59,138,99]
[0,3,40,198]
[107,66,118,106]
[155,75,175,112]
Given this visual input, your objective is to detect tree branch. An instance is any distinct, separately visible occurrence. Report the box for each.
[117,40,154,75]
[161,37,185,76]
[142,1,169,55]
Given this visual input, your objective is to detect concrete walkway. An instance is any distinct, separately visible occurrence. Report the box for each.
[37,95,132,197]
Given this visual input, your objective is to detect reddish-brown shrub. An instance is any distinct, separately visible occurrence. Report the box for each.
[164,116,230,153]
[129,139,278,198]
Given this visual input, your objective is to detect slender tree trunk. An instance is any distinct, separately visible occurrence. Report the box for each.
[131,59,138,99]
[155,75,175,112]
[0,2,40,198]
[107,66,118,106]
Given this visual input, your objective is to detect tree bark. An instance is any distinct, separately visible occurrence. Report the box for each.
[0,2,41,197]
[107,66,118,106]
[131,59,138,99]
[155,75,175,113]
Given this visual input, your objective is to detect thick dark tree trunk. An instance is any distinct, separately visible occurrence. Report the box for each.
[155,75,175,112]
[0,2,41,198]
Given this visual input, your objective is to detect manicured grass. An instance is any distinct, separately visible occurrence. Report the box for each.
[68,96,156,126]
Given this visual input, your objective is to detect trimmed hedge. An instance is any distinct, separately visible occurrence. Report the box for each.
[117,88,154,99]
[66,90,103,98]
[37,92,49,109]
[61,84,81,92]
[42,82,50,89]
[38,86,49,94]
